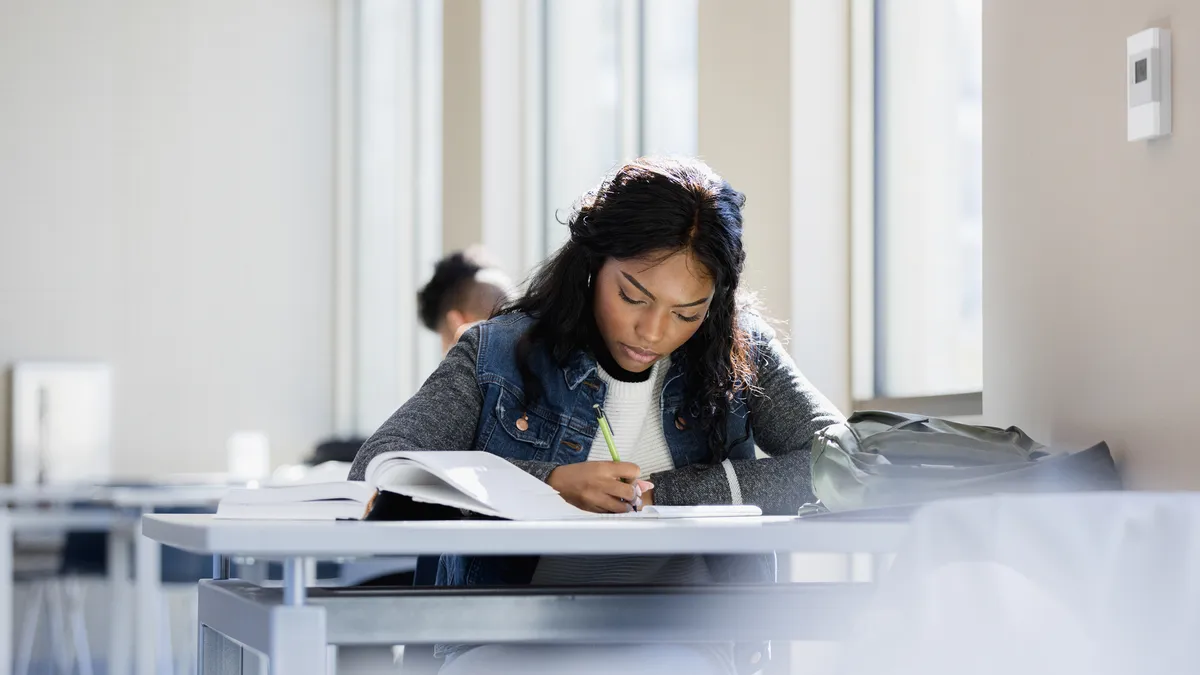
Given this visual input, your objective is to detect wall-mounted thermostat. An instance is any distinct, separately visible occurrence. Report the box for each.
[1127,27,1171,141]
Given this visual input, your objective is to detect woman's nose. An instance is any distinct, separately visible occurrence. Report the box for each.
[635,310,667,344]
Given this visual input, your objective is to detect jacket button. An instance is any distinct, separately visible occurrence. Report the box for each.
[515,414,529,432]
[675,416,687,431]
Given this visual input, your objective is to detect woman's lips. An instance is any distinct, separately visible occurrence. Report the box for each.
[620,343,660,365]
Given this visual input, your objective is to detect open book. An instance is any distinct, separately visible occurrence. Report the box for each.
[215,451,762,521]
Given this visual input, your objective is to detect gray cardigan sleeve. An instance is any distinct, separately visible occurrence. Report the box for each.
[650,327,845,515]
[347,327,558,483]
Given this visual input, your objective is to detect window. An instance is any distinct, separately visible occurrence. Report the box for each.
[853,0,982,405]
[338,0,443,434]
[339,0,698,433]
[641,0,699,157]
[543,0,623,253]
[540,0,699,256]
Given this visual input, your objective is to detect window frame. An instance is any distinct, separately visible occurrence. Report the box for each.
[849,0,982,417]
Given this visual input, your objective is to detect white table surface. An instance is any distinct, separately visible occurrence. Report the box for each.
[0,484,105,505]
[105,485,233,509]
[0,483,233,508]
[143,513,909,558]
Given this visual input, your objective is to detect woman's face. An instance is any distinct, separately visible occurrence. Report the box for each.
[593,250,715,372]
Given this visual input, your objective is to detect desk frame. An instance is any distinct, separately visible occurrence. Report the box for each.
[198,562,876,675]
[152,514,906,675]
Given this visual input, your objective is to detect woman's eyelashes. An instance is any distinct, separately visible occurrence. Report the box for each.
[618,288,701,323]
[617,288,644,305]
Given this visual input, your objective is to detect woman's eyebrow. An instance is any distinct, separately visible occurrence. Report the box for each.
[621,271,710,308]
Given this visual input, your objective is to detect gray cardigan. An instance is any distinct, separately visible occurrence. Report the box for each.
[349,325,844,515]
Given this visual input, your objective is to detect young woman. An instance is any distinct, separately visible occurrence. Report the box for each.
[350,157,843,675]
[417,247,513,354]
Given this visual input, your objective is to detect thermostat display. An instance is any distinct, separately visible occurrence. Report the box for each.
[1127,28,1171,141]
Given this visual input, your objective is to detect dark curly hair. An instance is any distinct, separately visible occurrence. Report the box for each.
[499,157,758,463]
[417,248,510,332]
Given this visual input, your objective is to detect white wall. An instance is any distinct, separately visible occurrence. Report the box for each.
[442,0,484,257]
[985,1,1199,487]
[0,0,336,477]
[699,0,793,337]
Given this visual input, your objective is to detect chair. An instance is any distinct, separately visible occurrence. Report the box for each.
[15,506,107,675]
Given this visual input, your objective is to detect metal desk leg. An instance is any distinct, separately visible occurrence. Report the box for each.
[135,511,161,675]
[199,557,225,675]
[198,562,253,675]
[108,521,134,675]
[0,514,12,675]
[271,557,327,675]
[196,560,326,675]
[282,558,306,606]
[213,555,230,582]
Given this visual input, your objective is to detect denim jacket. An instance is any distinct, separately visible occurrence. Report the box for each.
[443,313,765,585]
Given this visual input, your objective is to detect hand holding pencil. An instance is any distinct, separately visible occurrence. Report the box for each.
[543,405,653,513]
[593,404,654,511]
[546,459,641,513]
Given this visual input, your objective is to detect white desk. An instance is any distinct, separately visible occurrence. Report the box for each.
[0,485,232,675]
[144,514,909,675]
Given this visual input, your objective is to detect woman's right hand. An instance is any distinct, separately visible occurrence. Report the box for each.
[547,461,641,513]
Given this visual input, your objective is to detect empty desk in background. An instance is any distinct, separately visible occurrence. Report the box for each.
[107,485,233,675]
[142,514,910,675]
[0,484,232,675]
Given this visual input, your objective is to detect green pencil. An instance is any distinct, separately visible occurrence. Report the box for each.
[593,404,621,462]
[595,404,643,510]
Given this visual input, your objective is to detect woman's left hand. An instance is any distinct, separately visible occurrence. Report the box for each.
[635,480,654,509]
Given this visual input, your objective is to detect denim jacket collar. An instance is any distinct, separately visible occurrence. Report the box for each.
[560,349,598,390]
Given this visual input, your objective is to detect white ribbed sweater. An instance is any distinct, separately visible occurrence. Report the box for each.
[532,357,715,586]
[586,358,675,478]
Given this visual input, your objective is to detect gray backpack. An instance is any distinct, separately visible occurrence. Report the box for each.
[810,411,1121,512]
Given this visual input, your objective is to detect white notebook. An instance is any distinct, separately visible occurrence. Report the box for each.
[607,505,762,519]
[215,451,762,521]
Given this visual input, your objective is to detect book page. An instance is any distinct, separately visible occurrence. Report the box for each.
[385,482,498,517]
[364,451,763,521]
[219,481,373,506]
[367,451,582,520]
[215,499,365,520]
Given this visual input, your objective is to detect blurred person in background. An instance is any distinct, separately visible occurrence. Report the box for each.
[417,247,514,354]
[307,248,512,466]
